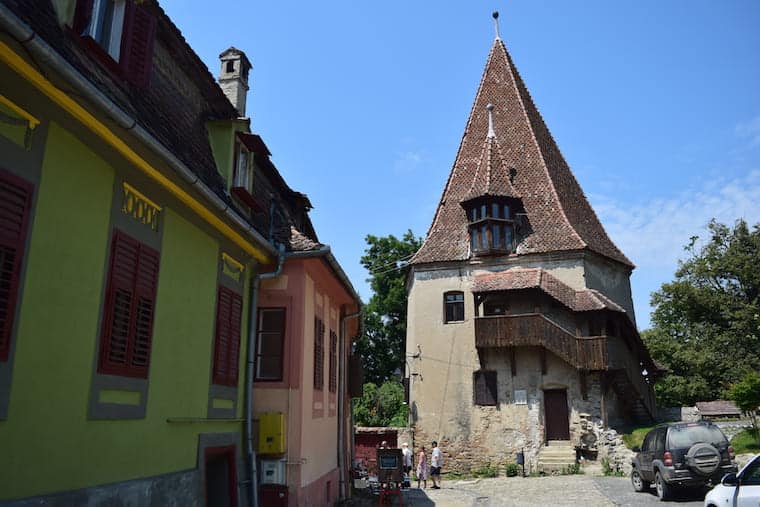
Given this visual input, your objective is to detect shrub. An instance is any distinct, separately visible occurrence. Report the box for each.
[561,463,583,475]
[601,457,624,477]
[473,464,499,478]
[505,463,521,477]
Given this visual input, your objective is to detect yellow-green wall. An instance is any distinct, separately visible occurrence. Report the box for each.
[0,122,250,499]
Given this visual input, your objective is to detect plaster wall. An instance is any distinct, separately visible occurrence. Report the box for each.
[407,265,607,473]
[583,256,636,322]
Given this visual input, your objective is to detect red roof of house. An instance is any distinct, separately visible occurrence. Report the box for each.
[412,37,632,267]
[472,268,626,313]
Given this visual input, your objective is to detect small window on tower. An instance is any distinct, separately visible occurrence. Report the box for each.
[226,60,235,73]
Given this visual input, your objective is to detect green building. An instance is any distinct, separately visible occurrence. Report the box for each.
[0,1,333,504]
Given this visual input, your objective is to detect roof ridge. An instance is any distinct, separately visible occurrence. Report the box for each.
[495,40,586,251]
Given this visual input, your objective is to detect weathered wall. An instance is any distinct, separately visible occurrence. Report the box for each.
[407,265,614,474]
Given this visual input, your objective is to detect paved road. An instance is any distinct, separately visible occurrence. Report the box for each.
[350,475,706,506]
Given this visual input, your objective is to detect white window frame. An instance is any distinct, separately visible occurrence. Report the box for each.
[87,0,127,60]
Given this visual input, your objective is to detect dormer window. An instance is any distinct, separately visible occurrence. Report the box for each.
[233,140,252,191]
[465,198,518,256]
[71,0,156,87]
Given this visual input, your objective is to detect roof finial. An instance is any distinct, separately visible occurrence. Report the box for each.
[492,11,501,40]
[486,103,496,138]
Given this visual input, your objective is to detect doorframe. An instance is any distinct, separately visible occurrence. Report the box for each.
[543,388,570,443]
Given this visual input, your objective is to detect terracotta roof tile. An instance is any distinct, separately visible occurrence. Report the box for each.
[412,38,632,267]
[472,268,625,313]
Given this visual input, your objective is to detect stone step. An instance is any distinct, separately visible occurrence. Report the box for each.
[538,457,577,464]
[545,440,574,448]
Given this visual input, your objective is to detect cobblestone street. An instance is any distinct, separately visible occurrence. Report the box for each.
[349,475,706,506]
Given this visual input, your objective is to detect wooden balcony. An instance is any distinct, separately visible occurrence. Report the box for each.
[474,313,656,419]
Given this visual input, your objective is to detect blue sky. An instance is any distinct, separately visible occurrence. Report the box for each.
[161,1,760,329]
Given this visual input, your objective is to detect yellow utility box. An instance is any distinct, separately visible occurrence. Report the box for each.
[258,412,286,455]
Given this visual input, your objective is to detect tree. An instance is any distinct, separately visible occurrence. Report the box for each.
[354,381,408,427]
[729,371,760,445]
[644,219,760,406]
[355,230,422,385]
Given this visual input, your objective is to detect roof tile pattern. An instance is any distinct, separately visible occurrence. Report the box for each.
[412,38,631,267]
[472,268,625,313]
[463,135,519,202]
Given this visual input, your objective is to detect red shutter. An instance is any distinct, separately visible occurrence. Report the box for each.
[329,331,337,393]
[313,318,324,390]
[72,0,94,34]
[120,0,156,88]
[0,171,34,362]
[99,230,159,378]
[213,286,242,387]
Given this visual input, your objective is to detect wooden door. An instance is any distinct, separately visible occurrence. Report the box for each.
[544,389,570,441]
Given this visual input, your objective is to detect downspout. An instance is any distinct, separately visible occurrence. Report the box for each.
[338,308,361,501]
[246,245,285,507]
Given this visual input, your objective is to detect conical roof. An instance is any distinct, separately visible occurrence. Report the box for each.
[412,37,632,267]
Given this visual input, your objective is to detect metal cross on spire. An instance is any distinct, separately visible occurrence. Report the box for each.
[493,11,501,40]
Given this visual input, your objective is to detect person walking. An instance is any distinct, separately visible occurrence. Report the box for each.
[430,441,443,489]
[401,442,412,487]
[416,446,427,489]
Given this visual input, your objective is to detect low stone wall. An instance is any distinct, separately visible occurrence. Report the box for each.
[596,428,634,476]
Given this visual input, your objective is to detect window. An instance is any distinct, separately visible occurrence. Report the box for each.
[254,308,285,381]
[72,0,156,87]
[232,141,251,191]
[212,286,243,386]
[0,171,33,362]
[473,370,497,406]
[464,198,519,256]
[313,317,324,390]
[328,330,337,393]
[98,230,160,378]
[226,60,234,73]
[444,291,464,323]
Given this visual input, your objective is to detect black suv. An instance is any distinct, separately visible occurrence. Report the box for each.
[630,421,737,501]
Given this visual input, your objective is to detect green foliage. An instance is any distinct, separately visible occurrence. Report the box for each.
[601,458,624,477]
[621,425,655,450]
[645,219,760,406]
[561,463,583,475]
[355,230,422,385]
[473,464,499,478]
[729,371,760,445]
[731,429,760,454]
[353,381,408,427]
[505,463,521,477]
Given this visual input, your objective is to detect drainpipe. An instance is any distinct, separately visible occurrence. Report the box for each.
[338,308,361,501]
[246,245,285,507]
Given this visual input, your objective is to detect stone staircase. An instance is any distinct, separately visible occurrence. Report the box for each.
[537,440,577,474]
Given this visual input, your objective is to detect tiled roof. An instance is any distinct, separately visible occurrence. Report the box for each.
[289,226,323,252]
[412,37,632,267]
[695,400,742,416]
[472,268,625,313]
[462,134,519,202]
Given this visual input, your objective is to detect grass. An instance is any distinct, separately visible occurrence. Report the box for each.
[731,429,760,454]
[621,425,655,450]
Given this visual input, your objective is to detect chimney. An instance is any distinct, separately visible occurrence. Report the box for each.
[218,47,252,117]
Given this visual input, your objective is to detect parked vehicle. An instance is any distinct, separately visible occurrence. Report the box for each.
[704,454,760,507]
[630,421,737,501]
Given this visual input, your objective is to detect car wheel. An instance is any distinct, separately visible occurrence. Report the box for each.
[655,471,674,501]
[631,468,650,492]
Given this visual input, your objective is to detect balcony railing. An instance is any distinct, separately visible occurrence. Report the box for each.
[474,313,655,418]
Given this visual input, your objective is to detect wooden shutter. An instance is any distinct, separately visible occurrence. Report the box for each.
[99,230,159,378]
[72,0,94,34]
[0,171,33,362]
[328,330,337,393]
[213,286,242,386]
[120,0,156,88]
[313,317,324,390]
[473,370,497,406]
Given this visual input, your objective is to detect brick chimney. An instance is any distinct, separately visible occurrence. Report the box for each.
[218,47,252,117]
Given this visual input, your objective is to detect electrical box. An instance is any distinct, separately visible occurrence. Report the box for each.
[258,412,286,455]
[259,458,287,485]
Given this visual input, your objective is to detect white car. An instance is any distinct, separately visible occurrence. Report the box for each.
[704,453,760,507]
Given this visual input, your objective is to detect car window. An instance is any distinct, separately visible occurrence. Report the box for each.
[667,425,727,448]
[655,428,667,451]
[742,458,760,486]
[642,431,655,452]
